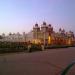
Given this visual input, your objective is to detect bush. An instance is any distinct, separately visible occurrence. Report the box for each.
[28,44,42,52]
[45,45,69,49]
[0,42,28,53]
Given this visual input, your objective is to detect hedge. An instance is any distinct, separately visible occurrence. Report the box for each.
[28,44,42,52]
[0,42,27,53]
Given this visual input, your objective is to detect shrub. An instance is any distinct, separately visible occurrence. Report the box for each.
[28,44,42,52]
[45,45,69,49]
[0,42,28,53]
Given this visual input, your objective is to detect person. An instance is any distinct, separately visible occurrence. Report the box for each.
[41,43,45,51]
[28,43,31,52]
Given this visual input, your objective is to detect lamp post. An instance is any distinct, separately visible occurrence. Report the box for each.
[44,31,46,46]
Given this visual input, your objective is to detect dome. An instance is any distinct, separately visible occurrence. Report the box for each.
[59,28,62,31]
[9,32,12,35]
[43,21,46,25]
[48,24,51,27]
[35,23,38,27]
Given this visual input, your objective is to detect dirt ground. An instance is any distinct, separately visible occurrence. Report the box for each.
[0,47,75,75]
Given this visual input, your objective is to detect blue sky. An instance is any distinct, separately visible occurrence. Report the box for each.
[0,0,75,34]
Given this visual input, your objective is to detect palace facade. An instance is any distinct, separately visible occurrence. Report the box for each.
[0,22,75,45]
[32,22,75,45]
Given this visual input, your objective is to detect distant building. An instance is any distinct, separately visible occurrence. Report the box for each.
[0,32,26,42]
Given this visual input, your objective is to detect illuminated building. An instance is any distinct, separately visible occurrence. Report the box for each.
[32,22,75,45]
[0,22,75,46]
[32,22,53,44]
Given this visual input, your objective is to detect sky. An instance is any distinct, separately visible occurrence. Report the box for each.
[0,0,75,34]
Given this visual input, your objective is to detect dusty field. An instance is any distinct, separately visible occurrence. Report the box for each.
[0,47,75,75]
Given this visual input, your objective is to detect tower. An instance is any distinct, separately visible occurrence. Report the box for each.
[33,23,41,44]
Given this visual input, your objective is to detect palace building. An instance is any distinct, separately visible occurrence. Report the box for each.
[32,22,75,45]
[0,22,75,46]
